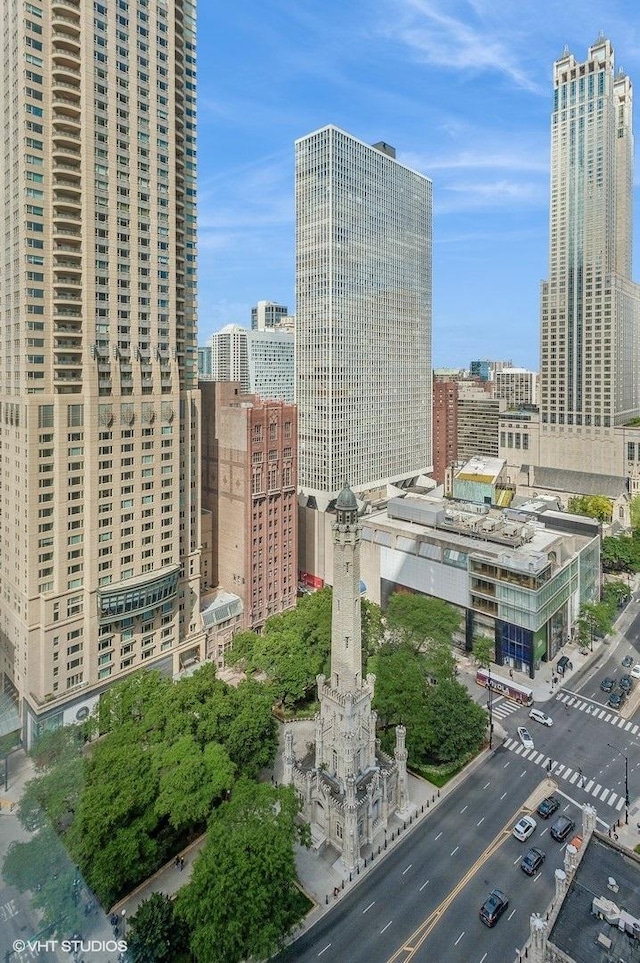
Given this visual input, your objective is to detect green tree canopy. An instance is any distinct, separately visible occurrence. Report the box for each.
[567,494,612,522]
[128,892,188,963]
[422,679,487,763]
[385,593,462,652]
[175,780,309,963]
[472,635,494,668]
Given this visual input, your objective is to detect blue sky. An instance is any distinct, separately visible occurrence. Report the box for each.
[197,0,640,369]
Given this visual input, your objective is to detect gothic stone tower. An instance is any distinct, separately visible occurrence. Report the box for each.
[283,484,409,872]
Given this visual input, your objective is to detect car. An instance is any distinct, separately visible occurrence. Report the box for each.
[517,726,535,750]
[479,888,509,927]
[608,691,625,709]
[529,708,553,727]
[600,677,615,692]
[550,815,576,842]
[536,795,560,819]
[619,674,633,692]
[513,814,537,842]
[521,847,546,876]
[622,655,634,668]
[631,664,640,680]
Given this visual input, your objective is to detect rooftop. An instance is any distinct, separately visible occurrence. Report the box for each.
[550,833,640,963]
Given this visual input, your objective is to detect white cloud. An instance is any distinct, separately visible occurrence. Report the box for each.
[380,0,544,93]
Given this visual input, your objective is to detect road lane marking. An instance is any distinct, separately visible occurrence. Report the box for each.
[381,921,393,934]
[477,817,485,826]
[435,832,442,841]
[569,773,579,785]
[508,909,516,920]
[318,945,331,957]
[363,901,376,914]
[419,880,429,891]
[403,865,413,875]
[520,770,527,778]
[482,781,491,789]
[503,761,511,768]
[540,827,548,836]
[385,805,526,963]
[513,855,521,865]
[500,792,507,800]
[585,780,594,792]
[460,806,468,813]
[479,955,487,963]
[451,846,459,856]
[534,873,542,882]
[454,932,465,946]
[600,789,611,804]
[593,784,602,798]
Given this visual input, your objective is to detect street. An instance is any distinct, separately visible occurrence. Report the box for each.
[277,602,640,963]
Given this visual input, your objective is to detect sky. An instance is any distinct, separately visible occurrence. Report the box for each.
[197,0,640,370]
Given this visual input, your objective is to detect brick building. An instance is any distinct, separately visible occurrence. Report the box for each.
[200,382,297,631]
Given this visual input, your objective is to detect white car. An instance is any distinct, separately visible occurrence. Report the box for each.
[631,664,640,680]
[517,726,535,750]
[513,814,537,842]
[529,708,553,727]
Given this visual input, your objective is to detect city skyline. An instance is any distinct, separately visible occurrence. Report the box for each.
[199,2,640,368]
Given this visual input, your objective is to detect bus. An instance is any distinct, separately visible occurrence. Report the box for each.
[476,668,533,706]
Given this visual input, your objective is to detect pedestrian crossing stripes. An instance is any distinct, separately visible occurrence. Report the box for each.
[555,692,640,736]
[489,697,521,721]
[503,736,625,812]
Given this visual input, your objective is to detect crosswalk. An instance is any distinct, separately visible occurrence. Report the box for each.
[490,697,522,721]
[503,736,626,813]
[555,691,640,736]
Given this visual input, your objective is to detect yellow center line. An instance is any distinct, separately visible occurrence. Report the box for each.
[385,806,530,963]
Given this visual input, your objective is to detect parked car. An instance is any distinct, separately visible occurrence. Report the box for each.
[536,796,560,819]
[521,847,546,876]
[608,691,625,709]
[479,888,509,927]
[513,815,537,842]
[550,815,575,842]
[529,708,553,727]
[619,674,633,693]
[631,664,640,680]
[622,655,634,668]
[517,726,535,750]
[600,677,615,692]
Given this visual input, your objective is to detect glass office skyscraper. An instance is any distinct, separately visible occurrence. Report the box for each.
[295,126,432,501]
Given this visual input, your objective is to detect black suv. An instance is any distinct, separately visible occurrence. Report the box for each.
[600,677,615,692]
[521,847,545,876]
[608,691,625,709]
[550,815,575,842]
[479,888,509,927]
[536,796,560,819]
[619,674,633,693]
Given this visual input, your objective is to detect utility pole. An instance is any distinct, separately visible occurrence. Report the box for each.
[487,663,494,750]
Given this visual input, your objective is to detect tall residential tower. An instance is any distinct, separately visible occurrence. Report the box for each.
[539,37,640,469]
[295,127,432,505]
[0,0,202,743]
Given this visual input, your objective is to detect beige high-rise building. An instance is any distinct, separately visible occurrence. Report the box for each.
[539,37,640,472]
[0,0,202,744]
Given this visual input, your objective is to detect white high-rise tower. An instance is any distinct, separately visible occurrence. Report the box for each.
[540,38,640,444]
[295,126,433,504]
[0,0,202,744]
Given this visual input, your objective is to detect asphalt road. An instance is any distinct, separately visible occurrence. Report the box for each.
[277,604,640,963]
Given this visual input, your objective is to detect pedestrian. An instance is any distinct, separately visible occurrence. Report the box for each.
[180,856,184,871]
[509,669,513,679]
[174,855,180,868]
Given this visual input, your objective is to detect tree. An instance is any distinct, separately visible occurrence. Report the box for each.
[472,635,494,668]
[422,680,487,763]
[370,643,433,760]
[30,725,84,772]
[128,893,188,963]
[224,630,260,670]
[630,495,640,530]
[154,736,235,831]
[252,627,322,706]
[175,780,309,963]
[423,636,458,682]
[385,593,461,651]
[567,494,612,523]
[361,598,384,663]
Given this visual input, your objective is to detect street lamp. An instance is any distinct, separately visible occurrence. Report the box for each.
[487,663,494,750]
[607,743,630,825]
